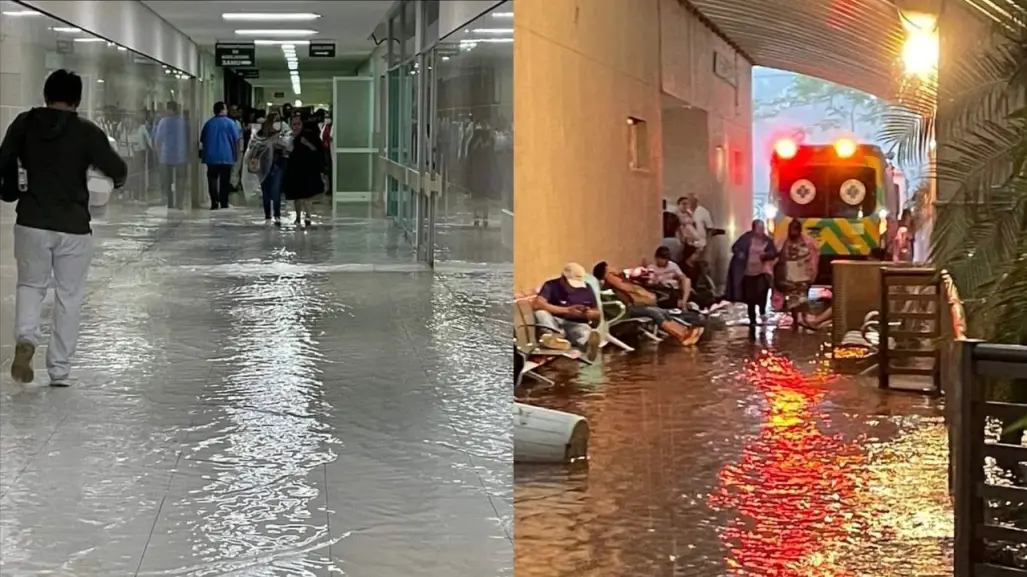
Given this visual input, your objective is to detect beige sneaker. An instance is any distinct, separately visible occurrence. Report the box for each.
[540,333,571,351]
[11,341,35,383]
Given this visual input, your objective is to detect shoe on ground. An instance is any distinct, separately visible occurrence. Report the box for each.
[585,331,601,361]
[10,341,35,383]
[274,218,282,227]
[48,376,72,387]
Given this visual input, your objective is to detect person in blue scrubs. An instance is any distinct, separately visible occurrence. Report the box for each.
[199,101,241,209]
[151,101,189,209]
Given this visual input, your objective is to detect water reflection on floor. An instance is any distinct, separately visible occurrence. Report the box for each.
[515,322,952,577]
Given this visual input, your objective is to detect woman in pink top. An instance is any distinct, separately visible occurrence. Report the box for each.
[772,219,819,327]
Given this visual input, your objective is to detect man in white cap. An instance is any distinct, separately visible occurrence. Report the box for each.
[532,262,602,360]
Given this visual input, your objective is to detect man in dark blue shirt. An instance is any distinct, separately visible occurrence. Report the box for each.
[200,101,242,209]
[533,262,602,360]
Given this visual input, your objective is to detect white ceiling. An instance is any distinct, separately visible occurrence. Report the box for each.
[143,1,393,62]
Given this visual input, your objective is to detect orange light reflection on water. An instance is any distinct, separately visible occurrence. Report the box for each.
[709,351,869,577]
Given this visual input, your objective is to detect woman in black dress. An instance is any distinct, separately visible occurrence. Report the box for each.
[282,115,326,227]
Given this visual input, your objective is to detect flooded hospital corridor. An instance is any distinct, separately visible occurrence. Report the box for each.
[515,329,954,577]
[0,207,512,576]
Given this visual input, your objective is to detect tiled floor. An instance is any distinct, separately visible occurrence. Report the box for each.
[0,203,512,576]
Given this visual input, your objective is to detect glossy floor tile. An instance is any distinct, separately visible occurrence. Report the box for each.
[0,204,512,577]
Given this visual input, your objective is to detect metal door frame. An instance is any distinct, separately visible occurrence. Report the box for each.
[331,76,377,216]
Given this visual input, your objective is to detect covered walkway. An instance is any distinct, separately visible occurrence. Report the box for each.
[0,206,511,576]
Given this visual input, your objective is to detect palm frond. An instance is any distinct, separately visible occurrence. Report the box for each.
[878,13,1027,345]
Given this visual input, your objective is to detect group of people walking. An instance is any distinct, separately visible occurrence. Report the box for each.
[201,103,328,226]
[0,69,334,388]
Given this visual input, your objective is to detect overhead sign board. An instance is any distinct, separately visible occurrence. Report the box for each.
[215,42,255,68]
[308,42,336,58]
[273,91,286,99]
[234,68,259,79]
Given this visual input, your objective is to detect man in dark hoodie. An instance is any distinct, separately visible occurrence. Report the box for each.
[0,69,127,386]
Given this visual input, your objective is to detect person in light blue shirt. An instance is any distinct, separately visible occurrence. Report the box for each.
[199,101,241,209]
[151,101,189,208]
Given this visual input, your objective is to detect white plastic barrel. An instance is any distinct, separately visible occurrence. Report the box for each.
[513,402,589,464]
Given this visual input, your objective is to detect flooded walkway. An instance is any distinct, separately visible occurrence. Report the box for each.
[0,206,512,576]
[515,324,952,577]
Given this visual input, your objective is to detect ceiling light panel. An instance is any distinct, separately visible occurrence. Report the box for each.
[222,13,321,21]
[255,40,310,46]
[234,29,317,37]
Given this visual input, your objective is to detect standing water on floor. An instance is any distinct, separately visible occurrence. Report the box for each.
[515,326,952,577]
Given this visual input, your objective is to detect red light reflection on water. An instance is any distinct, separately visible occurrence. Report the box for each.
[709,351,868,576]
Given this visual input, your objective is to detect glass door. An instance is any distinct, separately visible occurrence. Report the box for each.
[331,77,376,211]
[417,49,442,266]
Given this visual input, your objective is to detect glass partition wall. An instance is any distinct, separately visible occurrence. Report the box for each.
[381,0,513,266]
[0,1,199,215]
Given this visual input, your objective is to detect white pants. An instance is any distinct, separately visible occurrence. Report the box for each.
[13,225,92,381]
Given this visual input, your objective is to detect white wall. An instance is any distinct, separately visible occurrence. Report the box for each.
[21,0,199,75]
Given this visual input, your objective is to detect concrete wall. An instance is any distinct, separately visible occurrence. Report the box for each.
[513,0,753,291]
[659,0,753,261]
[514,0,663,291]
[662,104,710,207]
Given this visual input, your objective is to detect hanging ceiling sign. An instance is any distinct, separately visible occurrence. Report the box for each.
[308,42,336,58]
[215,42,256,67]
[234,68,259,79]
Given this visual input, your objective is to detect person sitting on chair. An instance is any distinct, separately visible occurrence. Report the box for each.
[648,246,691,309]
[533,263,602,361]
[593,262,703,346]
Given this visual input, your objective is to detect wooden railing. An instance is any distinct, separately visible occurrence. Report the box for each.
[944,271,1027,575]
[951,340,1027,576]
[878,266,943,395]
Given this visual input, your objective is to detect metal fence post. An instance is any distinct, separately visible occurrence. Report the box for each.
[954,339,989,576]
[879,268,890,390]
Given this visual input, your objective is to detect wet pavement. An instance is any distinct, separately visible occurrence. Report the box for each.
[0,204,512,576]
[515,324,953,577]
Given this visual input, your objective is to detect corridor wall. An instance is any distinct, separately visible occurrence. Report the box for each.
[513,0,753,292]
[659,0,753,285]
[514,0,663,291]
[0,1,199,212]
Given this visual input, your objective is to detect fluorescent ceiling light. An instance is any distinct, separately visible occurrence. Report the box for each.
[51,26,81,33]
[255,39,310,46]
[222,13,320,22]
[459,38,514,44]
[492,12,513,18]
[73,38,106,43]
[117,46,127,51]
[234,29,316,37]
[2,9,40,16]
[472,28,513,34]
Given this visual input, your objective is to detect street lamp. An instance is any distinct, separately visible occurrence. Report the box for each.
[900,11,940,79]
